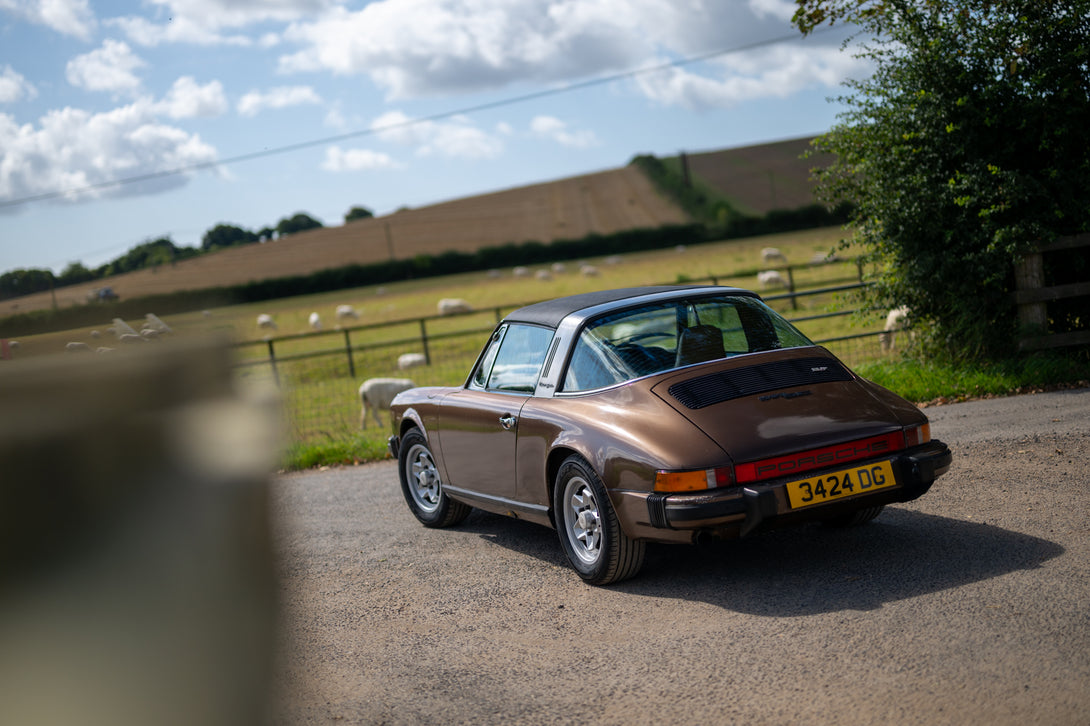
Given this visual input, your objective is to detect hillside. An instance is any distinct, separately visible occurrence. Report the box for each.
[682,137,830,216]
[4,137,823,316]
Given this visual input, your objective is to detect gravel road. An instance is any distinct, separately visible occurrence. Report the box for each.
[268,388,1090,725]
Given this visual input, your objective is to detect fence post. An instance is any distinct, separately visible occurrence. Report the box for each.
[786,267,798,310]
[419,319,431,365]
[856,258,864,283]
[343,329,356,379]
[266,339,279,386]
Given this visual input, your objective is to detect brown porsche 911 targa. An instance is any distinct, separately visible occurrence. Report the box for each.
[388,286,952,585]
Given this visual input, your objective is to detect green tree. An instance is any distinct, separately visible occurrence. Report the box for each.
[345,206,374,223]
[794,0,1090,359]
[202,223,259,250]
[57,261,97,287]
[276,212,323,237]
[0,268,55,300]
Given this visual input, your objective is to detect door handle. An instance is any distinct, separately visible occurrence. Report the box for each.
[499,414,517,430]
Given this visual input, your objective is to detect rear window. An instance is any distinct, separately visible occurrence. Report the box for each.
[560,295,812,392]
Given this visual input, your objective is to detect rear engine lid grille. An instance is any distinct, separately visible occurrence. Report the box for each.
[668,356,853,409]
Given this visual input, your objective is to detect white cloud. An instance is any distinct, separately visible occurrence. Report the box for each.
[65,40,146,95]
[530,115,597,148]
[272,0,859,110]
[0,65,37,103]
[635,44,871,110]
[0,102,218,205]
[372,110,504,159]
[321,146,401,172]
[0,0,96,39]
[110,0,333,46]
[237,85,322,116]
[155,77,228,118]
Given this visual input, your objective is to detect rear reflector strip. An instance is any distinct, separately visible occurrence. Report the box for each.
[735,431,906,484]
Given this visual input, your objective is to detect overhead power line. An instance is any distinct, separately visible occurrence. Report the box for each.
[0,28,834,209]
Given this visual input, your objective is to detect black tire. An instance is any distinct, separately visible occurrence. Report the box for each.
[554,455,645,585]
[398,429,471,528]
[824,504,885,528]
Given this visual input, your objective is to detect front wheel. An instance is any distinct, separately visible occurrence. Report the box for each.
[554,455,645,585]
[398,429,471,527]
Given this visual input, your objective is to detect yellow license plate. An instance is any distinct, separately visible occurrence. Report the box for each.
[785,460,896,510]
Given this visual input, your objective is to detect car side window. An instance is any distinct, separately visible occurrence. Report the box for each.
[476,324,554,393]
[470,327,505,389]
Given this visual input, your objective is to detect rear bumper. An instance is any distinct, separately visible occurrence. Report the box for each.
[644,440,952,537]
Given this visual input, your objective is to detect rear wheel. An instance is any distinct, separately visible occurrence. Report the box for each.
[554,455,645,585]
[824,504,885,528]
[398,429,471,527]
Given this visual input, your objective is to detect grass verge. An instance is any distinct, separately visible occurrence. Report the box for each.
[855,353,1090,406]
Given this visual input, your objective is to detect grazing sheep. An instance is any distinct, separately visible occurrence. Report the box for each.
[257,314,277,331]
[335,304,360,323]
[308,312,322,331]
[139,328,161,340]
[757,270,788,289]
[90,329,101,339]
[580,264,600,277]
[605,255,623,265]
[675,245,687,253]
[398,352,426,370]
[535,270,552,281]
[359,377,415,428]
[512,266,530,277]
[761,247,788,264]
[880,306,911,352]
[487,269,502,278]
[809,251,841,265]
[96,347,115,354]
[119,333,146,344]
[66,341,92,353]
[551,262,567,273]
[438,298,473,315]
[144,313,172,333]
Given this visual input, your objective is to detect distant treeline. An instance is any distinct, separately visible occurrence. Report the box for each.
[0,210,337,302]
[1,209,841,338]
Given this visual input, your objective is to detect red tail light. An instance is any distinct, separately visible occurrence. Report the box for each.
[735,431,906,485]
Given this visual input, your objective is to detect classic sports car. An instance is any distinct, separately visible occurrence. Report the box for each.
[388,286,951,585]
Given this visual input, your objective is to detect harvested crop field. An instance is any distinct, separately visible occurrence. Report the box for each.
[6,166,689,316]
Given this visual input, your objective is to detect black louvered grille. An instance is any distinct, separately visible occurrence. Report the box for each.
[668,357,853,409]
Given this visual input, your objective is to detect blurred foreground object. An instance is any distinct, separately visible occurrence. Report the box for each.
[0,339,283,726]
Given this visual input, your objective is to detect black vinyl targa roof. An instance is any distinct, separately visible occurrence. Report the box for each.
[504,286,756,328]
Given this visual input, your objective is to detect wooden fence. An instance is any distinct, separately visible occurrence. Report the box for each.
[1013,233,1090,351]
[232,270,876,385]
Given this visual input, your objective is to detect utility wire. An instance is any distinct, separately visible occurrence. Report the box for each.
[0,28,835,209]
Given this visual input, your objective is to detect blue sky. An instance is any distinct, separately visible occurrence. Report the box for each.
[0,0,868,275]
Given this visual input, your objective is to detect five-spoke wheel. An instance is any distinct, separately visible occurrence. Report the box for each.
[398,429,471,527]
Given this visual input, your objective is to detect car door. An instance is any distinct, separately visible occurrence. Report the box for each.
[436,323,555,501]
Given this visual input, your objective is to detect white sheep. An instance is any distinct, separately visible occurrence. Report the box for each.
[308,312,322,331]
[139,328,161,340]
[551,262,567,273]
[359,377,415,428]
[535,270,552,281]
[119,333,145,344]
[512,266,530,277]
[66,341,92,353]
[757,270,788,289]
[335,305,360,323]
[257,314,277,331]
[398,352,426,370]
[880,306,911,352]
[438,298,473,315]
[580,264,600,277]
[761,247,788,264]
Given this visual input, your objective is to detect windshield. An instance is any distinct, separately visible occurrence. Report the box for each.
[560,295,813,392]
